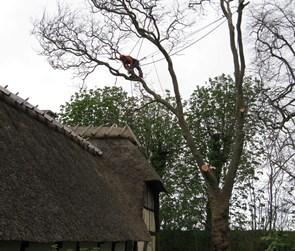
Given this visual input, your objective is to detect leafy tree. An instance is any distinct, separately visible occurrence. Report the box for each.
[130,92,184,178]
[187,74,238,184]
[186,74,264,231]
[59,86,136,126]
[33,1,250,250]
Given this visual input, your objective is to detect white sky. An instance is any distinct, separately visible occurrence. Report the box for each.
[0,0,251,113]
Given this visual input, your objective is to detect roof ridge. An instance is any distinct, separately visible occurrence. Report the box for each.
[0,85,102,156]
[72,124,141,146]
[123,124,141,146]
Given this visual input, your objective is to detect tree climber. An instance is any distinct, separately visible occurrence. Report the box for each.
[119,55,143,78]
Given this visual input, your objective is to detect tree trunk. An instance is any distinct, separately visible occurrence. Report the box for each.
[210,189,230,251]
[205,196,212,232]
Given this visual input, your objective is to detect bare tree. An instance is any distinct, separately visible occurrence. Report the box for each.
[250,0,295,128]
[250,0,295,182]
[249,0,295,231]
[32,0,249,250]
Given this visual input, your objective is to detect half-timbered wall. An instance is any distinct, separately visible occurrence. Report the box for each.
[0,241,136,251]
[137,183,159,251]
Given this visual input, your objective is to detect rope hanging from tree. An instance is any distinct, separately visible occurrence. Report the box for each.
[129,38,144,95]
[138,14,227,67]
[119,15,227,95]
[152,56,164,96]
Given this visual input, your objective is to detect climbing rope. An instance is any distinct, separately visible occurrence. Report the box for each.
[139,15,226,62]
[152,56,164,96]
[128,38,144,95]
[136,38,144,59]
[115,37,143,86]
[117,14,227,95]
[129,38,142,56]
[141,16,227,66]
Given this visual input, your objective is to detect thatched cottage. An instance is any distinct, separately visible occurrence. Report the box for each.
[0,85,165,251]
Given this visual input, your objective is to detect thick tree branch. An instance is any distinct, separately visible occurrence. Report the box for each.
[220,0,247,200]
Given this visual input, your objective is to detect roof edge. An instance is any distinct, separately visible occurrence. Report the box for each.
[0,85,103,156]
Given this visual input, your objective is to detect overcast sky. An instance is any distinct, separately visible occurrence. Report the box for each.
[0,1,251,113]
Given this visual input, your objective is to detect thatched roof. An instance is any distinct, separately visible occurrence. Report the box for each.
[71,125,165,192]
[72,124,141,146]
[0,85,164,243]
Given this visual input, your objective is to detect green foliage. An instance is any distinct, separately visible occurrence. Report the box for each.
[51,244,58,251]
[187,74,261,180]
[186,74,263,230]
[131,92,183,177]
[134,94,206,230]
[187,74,237,181]
[160,160,206,230]
[59,86,135,126]
[261,231,295,251]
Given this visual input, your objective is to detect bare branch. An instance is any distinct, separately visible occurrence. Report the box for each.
[250,0,295,182]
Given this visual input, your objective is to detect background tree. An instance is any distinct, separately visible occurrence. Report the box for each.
[250,0,295,179]
[59,86,136,126]
[33,1,249,250]
[249,0,295,231]
[187,74,264,231]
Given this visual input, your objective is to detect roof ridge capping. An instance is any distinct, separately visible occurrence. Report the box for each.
[0,85,102,156]
[72,124,141,146]
[121,124,141,146]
